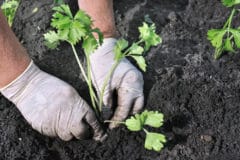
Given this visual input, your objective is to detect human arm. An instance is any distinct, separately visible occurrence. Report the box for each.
[0,10,105,141]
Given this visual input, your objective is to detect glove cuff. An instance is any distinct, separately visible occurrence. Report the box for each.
[0,60,41,102]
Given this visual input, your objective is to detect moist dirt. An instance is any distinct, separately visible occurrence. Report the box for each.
[1,0,240,159]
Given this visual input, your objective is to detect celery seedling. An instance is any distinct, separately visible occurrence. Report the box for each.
[1,0,19,26]
[207,0,240,59]
[105,110,167,152]
[44,4,102,114]
[99,22,162,111]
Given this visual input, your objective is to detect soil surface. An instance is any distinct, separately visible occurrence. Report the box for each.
[1,0,240,159]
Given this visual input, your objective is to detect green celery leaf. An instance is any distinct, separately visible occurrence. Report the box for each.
[222,0,240,7]
[1,0,18,9]
[74,10,92,26]
[116,38,129,50]
[223,38,235,52]
[139,110,149,124]
[50,6,88,45]
[113,39,129,61]
[207,29,227,48]
[145,132,166,152]
[58,28,69,40]
[138,22,162,51]
[91,28,103,45]
[82,35,98,56]
[131,56,147,72]
[1,0,19,26]
[52,4,73,18]
[51,15,72,30]
[230,29,240,48]
[128,43,144,55]
[144,111,164,128]
[69,27,79,44]
[125,114,143,131]
[44,31,60,49]
[128,43,145,71]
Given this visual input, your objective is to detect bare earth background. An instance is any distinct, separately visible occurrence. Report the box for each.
[1,0,240,159]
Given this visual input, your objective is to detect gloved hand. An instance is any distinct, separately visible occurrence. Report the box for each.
[90,38,144,129]
[0,61,106,141]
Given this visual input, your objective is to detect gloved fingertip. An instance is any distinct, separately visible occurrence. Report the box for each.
[109,122,120,130]
[132,95,144,115]
[93,132,108,142]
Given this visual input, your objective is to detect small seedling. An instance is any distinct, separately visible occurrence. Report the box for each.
[105,110,166,152]
[44,4,103,114]
[207,0,240,59]
[1,0,19,26]
[99,22,162,110]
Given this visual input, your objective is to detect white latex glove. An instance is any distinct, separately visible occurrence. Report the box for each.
[0,61,106,141]
[90,38,144,128]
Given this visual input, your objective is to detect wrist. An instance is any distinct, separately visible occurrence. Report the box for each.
[0,57,31,88]
[0,60,41,102]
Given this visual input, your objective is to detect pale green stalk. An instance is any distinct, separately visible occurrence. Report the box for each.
[99,60,120,112]
[71,44,99,114]
[86,55,100,113]
[104,120,125,124]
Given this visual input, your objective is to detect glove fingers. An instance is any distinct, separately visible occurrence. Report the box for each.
[70,121,90,140]
[102,90,113,108]
[132,95,144,115]
[109,87,136,129]
[84,109,107,142]
[101,90,114,121]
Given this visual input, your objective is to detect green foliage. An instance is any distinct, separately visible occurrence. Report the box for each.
[207,2,240,59]
[45,4,102,54]
[114,39,129,60]
[44,31,60,49]
[145,132,166,152]
[124,110,166,152]
[1,0,19,26]
[144,111,164,128]
[125,110,164,131]
[139,22,162,51]
[207,29,227,48]
[125,114,142,131]
[100,22,161,110]
[44,4,103,114]
[128,43,146,71]
[222,0,240,7]
[113,22,162,72]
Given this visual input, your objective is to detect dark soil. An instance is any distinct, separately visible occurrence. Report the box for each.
[1,0,240,159]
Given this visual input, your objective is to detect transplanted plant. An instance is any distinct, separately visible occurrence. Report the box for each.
[99,22,162,111]
[207,0,240,59]
[1,0,19,26]
[44,4,166,152]
[44,4,103,114]
[105,110,166,152]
